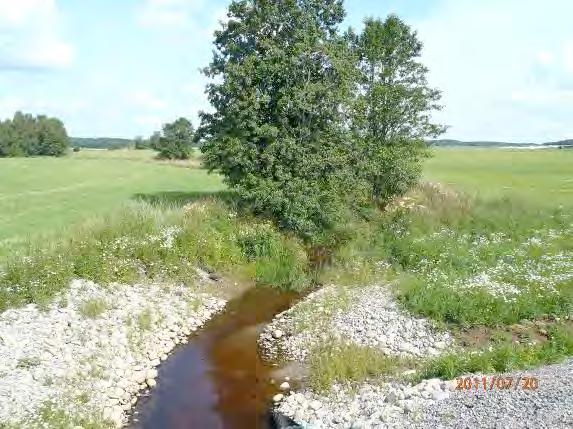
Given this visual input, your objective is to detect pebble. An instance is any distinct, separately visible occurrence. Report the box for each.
[0,279,226,427]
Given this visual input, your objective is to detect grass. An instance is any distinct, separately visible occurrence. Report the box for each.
[332,182,573,328]
[1,146,572,390]
[308,159,572,386]
[16,357,41,369]
[136,308,153,331]
[425,148,573,209]
[78,298,108,319]
[309,341,403,392]
[418,323,573,380]
[0,149,223,257]
[0,199,309,311]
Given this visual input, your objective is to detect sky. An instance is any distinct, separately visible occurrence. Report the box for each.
[1,0,572,142]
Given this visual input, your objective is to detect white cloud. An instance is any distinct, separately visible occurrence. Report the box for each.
[0,0,74,69]
[537,51,555,66]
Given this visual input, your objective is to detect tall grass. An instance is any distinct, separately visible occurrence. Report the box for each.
[0,199,309,312]
[327,183,573,328]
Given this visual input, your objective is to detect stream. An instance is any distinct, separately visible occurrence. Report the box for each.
[129,287,301,429]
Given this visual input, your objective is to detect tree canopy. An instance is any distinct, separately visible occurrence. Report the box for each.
[199,1,444,244]
[350,16,446,203]
[0,112,69,157]
[151,118,195,160]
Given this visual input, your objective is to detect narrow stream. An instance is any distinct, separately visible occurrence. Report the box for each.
[129,287,300,429]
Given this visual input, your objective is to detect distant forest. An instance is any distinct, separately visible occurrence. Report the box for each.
[431,139,573,148]
[73,137,573,151]
[70,137,135,150]
[0,112,69,157]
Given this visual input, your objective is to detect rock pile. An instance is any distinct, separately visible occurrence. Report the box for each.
[0,279,226,427]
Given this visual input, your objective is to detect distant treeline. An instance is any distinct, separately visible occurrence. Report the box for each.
[70,137,135,150]
[430,139,573,148]
[0,112,69,157]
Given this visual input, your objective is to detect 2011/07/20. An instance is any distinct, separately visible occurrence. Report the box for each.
[456,376,539,391]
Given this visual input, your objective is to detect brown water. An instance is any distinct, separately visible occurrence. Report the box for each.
[129,287,300,429]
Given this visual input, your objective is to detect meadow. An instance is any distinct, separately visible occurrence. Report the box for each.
[425,148,573,208]
[0,149,223,256]
[1,147,571,255]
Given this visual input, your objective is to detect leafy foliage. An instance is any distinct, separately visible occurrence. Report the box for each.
[198,0,361,244]
[152,118,195,160]
[350,16,445,204]
[199,2,444,243]
[0,112,69,157]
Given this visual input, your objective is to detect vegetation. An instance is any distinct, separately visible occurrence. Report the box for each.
[151,117,195,160]
[0,112,69,157]
[350,16,444,204]
[310,342,403,391]
[78,298,108,319]
[199,2,443,244]
[0,199,308,312]
[0,149,222,257]
[330,182,573,328]
[419,324,573,380]
[425,148,573,207]
[70,137,134,150]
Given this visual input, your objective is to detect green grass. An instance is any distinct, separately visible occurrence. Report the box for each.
[309,341,403,392]
[0,149,223,256]
[418,324,573,380]
[77,298,108,319]
[0,199,309,311]
[425,148,573,209]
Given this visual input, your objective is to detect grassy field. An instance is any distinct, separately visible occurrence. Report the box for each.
[2,147,571,255]
[425,148,573,208]
[0,149,223,255]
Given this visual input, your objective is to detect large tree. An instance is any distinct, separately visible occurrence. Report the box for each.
[351,16,446,203]
[198,0,360,244]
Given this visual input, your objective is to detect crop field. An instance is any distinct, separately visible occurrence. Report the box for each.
[425,148,573,208]
[0,149,223,255]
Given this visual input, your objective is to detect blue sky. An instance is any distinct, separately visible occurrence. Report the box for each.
[1,0,572,142]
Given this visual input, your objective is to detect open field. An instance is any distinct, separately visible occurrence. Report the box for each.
[0,149,223,255]
[425,148,573,208]
[1,147,571,256]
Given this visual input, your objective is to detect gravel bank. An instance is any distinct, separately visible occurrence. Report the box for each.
[0,278,226,428]
[263,285,573,428]
[278,378,456,428]
[278,360,573,428]
[260,285,452,362]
